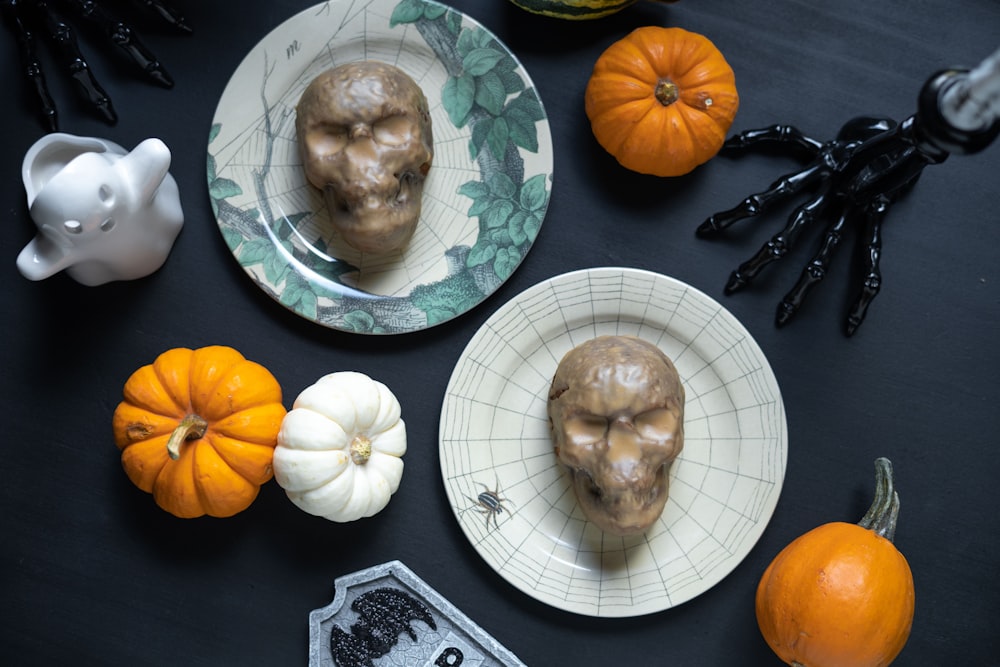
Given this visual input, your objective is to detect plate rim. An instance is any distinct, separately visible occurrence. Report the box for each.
[206,0,553,334]
[438,266,789,617]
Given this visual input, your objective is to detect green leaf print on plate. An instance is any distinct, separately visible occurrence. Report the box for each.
[208,0,553,334]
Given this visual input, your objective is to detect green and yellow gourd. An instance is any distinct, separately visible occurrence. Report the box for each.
[508,0,677,21]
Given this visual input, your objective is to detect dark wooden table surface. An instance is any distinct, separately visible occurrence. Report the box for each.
[2,0,998,664]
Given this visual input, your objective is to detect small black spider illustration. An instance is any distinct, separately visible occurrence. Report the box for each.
[462,478,513,531]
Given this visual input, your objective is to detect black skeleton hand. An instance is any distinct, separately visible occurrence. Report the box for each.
[696,55,1000,336]
[2,0,191,131]
[696,116,935,335]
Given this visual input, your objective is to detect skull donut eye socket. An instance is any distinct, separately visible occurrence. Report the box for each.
[563,414,609,447]
[372,115,415,147]
[633,408,679,443]
[308,125,349,156]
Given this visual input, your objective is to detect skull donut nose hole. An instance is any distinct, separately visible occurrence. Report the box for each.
[606,427,630,452]
[349,124,372,140]
[581,473,602,499]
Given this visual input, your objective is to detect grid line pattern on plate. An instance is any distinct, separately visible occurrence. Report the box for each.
[440,267,787,617]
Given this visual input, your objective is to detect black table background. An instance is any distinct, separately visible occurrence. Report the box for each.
[2,1,998,665]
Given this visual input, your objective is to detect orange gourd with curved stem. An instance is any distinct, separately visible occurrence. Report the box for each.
[585,26,739,177]
[112,346,286,518]
[755,458,915,667]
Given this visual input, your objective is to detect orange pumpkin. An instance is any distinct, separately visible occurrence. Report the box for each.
[755,458,914,667]
[585,26,739,177]
[112,346,287,518]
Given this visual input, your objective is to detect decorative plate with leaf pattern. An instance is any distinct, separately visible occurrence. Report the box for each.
[207,0,552,334]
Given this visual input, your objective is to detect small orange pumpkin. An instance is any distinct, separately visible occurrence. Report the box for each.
[585,26,739,177]
[755,458,915,667]
[112,346,287,518]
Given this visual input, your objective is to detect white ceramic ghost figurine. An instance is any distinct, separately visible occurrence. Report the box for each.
[16,133,184,286]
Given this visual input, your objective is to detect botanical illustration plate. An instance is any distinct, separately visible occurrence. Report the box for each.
[207,0,552,334]
[439,267,788,617]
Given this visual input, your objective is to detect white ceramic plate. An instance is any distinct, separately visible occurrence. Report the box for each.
[207,0,552,334]
[439,267,788,617]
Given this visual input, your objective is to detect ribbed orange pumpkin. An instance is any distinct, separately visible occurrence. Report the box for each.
[112,346,287,518]
[585,26,739,177]
[755,458,915,667]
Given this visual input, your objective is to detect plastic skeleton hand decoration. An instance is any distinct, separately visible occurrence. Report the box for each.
[2,0,191,132]
[697,47,1000,336]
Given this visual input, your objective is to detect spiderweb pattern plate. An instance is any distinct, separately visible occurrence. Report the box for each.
[439,267,787,617]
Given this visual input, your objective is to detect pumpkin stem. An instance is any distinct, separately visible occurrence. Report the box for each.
[654,78,679,106]
[857,457,900,542]
[166,414,209,461]
[350,434,372,465]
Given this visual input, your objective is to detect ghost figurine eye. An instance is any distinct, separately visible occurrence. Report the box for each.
[295,60,434,255]
[548,335,686,536]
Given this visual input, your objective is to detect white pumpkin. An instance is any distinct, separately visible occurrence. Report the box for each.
[273,371,406,522]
